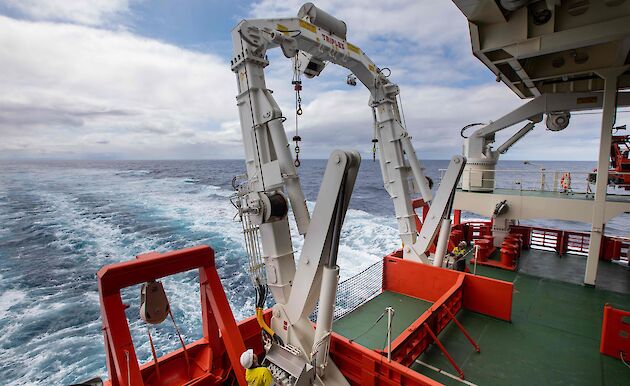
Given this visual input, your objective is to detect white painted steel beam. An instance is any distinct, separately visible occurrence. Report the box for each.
[453,190,630,224]
[410,156,466,262]
[585,67,628,286]
[433,219,452,267]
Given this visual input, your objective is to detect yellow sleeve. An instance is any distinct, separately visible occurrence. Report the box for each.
[262,368,273,386]
[245,367,274,386]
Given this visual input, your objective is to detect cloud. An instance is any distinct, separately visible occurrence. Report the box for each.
[0,0,133,26]
[249,0,468,48]
[268,83,523,159]
[0,15,239,159]
[0,1,615,160]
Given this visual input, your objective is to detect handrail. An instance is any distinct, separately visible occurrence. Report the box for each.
[461,221,630,262]
[438,168,595,174]
[439,167,630,195]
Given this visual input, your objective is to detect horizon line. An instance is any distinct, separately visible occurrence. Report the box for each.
[0,158,599,162]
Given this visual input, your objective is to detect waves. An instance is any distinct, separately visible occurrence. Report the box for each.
[0,161,404,384]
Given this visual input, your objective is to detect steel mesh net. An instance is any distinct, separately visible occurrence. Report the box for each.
[310,259,383,322]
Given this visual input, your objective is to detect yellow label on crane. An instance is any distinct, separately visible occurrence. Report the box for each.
[299,19,317,33]
[276,24,289,35]
[577,96,598,104]
[347,43,360,55]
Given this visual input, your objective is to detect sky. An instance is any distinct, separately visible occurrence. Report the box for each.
[0,0,616,160]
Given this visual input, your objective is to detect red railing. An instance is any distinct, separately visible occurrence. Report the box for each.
[565,232,590,255]
[461,222,629,261]
[530,227,562,252]
[601,237,630,262]
[414,197,627,261]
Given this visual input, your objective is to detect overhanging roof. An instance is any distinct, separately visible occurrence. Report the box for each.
[452,0,630,98]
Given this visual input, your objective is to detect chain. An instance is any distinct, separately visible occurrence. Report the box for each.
[372,138,378,161]
[371,107,379,162]
[292,58,303,167]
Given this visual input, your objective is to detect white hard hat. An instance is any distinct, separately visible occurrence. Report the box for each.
[240,349,254,369]
[459,241,467,248]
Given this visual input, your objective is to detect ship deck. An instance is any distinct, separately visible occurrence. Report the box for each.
[509,248,629,294]
[332,291,432,350]
[333,248,630,385]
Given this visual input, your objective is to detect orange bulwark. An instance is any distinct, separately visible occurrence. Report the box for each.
[373,252,513,379]
[600,304,630,362]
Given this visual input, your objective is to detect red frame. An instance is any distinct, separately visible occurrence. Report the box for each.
[600,304,630,360]
[377,252,512,377]
[459,222,629,263]
[98,245,247,386]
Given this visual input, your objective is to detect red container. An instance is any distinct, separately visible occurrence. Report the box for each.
[450,229,464,248]
[506,234,523,249]
[500,247,516,266]
[475,239,492,261]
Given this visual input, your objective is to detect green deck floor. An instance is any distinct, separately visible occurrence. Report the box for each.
[332,291,432,350]
[333,252,630,385]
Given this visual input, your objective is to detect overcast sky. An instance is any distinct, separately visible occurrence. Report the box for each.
[0,0,617,160]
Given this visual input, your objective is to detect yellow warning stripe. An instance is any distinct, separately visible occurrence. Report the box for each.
[347,42,360,55]
[299,19,317,33]
[577,96,598,104]
[276,23,289,35]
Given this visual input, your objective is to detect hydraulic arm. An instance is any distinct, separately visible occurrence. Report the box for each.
[462,92,630,192]
[230,3,466,385]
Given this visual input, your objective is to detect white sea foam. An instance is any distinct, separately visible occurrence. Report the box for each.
[114,169,151,176]
[0,289,27,314]
[285,202,399,281]
[36,189,159,265]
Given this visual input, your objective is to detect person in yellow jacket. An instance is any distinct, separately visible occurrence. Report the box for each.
[240,348,274,386]
[450,241,468,272]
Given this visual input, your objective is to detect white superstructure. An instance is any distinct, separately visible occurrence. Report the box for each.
[452,0,630,285]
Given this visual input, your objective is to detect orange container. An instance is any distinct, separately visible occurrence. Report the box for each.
[500,247,516,266]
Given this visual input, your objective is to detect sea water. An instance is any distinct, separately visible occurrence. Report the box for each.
[0,159,627,384]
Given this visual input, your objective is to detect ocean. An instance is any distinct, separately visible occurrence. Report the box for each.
[0,159,627,384]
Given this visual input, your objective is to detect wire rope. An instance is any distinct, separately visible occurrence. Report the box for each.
[348,311,386,343]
